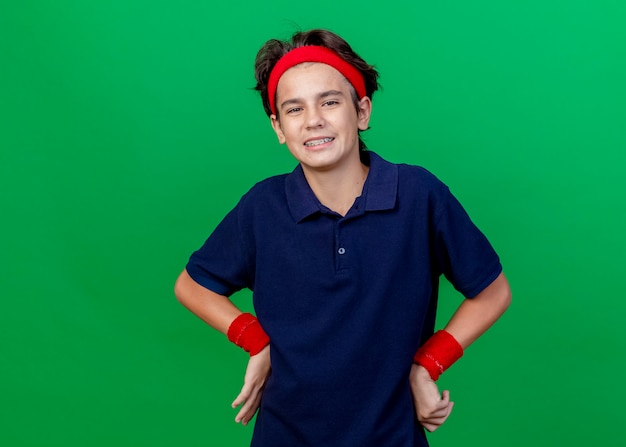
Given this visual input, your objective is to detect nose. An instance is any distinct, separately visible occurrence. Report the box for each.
[305,107,324,128]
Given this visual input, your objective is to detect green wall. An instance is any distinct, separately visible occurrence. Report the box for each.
[1,1,625,445]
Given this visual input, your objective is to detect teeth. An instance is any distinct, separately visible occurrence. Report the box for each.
[305,138,333,147]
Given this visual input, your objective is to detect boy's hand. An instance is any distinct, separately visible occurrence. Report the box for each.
[231,345,271,425]
[410,363,454,432]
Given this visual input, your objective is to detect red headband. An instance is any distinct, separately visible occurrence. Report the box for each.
[267,45,367,115]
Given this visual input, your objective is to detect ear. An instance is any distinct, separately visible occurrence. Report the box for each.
[270,114,286,144]
[356,96,372,131]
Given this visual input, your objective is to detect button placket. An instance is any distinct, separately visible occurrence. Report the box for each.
[335,220,349,271]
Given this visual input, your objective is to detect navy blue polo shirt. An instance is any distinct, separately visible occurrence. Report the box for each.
[186,151,502,447]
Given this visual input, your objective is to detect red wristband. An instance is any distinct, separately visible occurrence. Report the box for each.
[227,313,270,356]
[413,330,464,381]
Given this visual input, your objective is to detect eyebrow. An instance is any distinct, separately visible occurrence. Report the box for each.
[279,90,345,111]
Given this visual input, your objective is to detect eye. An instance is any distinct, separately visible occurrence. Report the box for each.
[323,100,339,107]
[286,107,303,114]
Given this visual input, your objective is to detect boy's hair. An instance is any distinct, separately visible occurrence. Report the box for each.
[254,29,380,149]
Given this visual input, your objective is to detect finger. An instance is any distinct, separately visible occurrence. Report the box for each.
[430,399,454,416]
[236,391,262,425]
[236,390,258,420]
[232,384,252,408]
[426,408,450,419]
[420,401,454,421]
[422,422,437,433]
[422,414,448,425]
[429,400,454,418]
[421,401,454,430]
[441,389,450,404]
[241,395,262,426]
[424,389,450,414]
[232,394,246,409]
[421,397,451,417]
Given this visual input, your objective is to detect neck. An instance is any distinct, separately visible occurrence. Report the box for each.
[302,157,369,217]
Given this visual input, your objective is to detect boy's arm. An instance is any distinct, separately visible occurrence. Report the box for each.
[411,272,511,431]
[174,269,241,333]
[443,271,512,348]
[174,269,271,425]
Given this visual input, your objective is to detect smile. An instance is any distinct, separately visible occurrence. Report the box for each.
[304,137,334,147]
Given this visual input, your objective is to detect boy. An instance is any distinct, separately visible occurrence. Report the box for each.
[175,29,511,447]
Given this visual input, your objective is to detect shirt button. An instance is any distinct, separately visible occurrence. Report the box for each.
[338,247,346,255]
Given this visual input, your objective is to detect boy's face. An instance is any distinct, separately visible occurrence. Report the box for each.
[270,62,371,173]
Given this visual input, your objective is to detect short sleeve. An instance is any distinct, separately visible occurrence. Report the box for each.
[433,187,502,298]
[185,197,255,297]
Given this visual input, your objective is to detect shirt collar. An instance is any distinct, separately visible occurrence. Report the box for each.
[285,151,398,223]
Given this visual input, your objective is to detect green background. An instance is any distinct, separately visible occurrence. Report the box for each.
[1,1,625,445]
